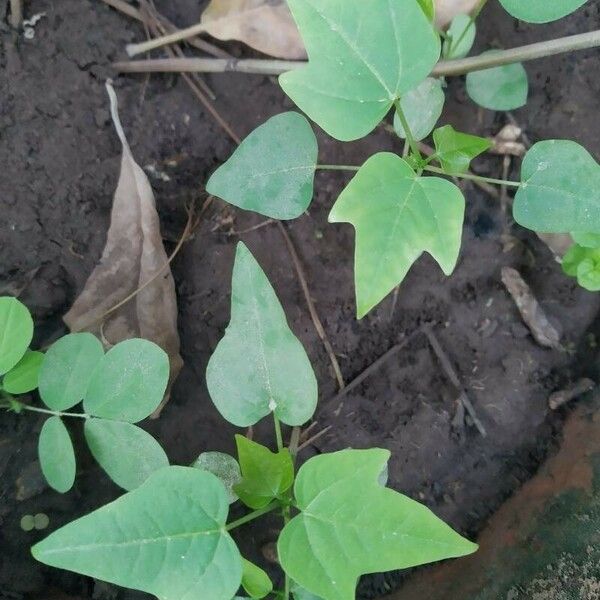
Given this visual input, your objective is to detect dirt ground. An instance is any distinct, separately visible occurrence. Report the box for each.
[1,1,600,599]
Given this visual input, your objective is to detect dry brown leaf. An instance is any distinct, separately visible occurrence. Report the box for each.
[200,0,306,60]
[435,0,480,28]
[64,81,183,417]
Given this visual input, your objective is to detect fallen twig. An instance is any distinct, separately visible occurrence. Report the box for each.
[9,0,23,28]
[549,378,595,410]
[297,425,333,452]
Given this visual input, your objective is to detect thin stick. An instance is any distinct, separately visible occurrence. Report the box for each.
[297,425,332,452]
[277,222,345,391]
[9,0,23,28]
[127,21,208,57]
[224,219,275,236]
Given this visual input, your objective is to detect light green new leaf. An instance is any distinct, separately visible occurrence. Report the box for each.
[241,558,273,599]
[192,452,242,504]
[393,78,445,142]
[234,435,294,509]
[278,449,477,600]
[417,0,435,22]
[466,52,528,111]
[206,112,318,220]
[38,333,104,411]
[433,125,491,174]
[513,140,600,233]
[32,467,242,600]
[84,338,169,423]
[84,419,169,491]
[279,0,441,141]
[38,417,76,494]
[207,243,318,427]
[499,0,588,23]
[572,231,600,248]
[0,297,33,376]
[329,153,465,318]
[3,350,44,394]
[444,14,476,59]
[562,244,600,291]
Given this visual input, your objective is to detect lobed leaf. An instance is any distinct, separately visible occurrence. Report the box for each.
[0,297,33,376]
[241,558,273,599]
[2,350,44,394]
[329,153,465,317]
[38,417,76,494]
[498,0,588,23]
[279,0,441,141]
[207,112,318,220]
[206,242,318,427]
[192,452,242,504]
[278,449,477,600]
[443,14,476,59]
[32,467,242,600]
[432,125,491,174]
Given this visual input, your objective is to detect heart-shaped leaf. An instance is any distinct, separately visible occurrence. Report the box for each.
[207,242,318,427]
[0,297,33,376]
[499,0,588,23]
[84,419,169,491]
[443,13,476,59]
[241,558,273,599]
[278,449,477,600]
[329,153,465,318]
[279,0,440,141]
[32,467,242,600]
[39,333,104,411]
[433,125,491,174]
[207,112,318,220]
[513,140,600,233]
[192,452,242,504]
[2,350,44,394]
[38,417,76,494]
[84,338,169,423]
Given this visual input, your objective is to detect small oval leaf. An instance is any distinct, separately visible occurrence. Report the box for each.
[242,558,273,599]
[443,13,476,59]
[0,297,33,376]
[38,417,76,494]
[192,452,242,504]
[432,125,492,174]
[499,0,588,23]
[3,350,44,394]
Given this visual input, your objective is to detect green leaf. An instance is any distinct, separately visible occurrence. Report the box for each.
[572,231,600,248]
[513,140,600,233]
[498,0,588,23]
[278,449,477,600]
[192,451,242,504]
[241,558,273,599]
[84,419,169,491]
[417,0,435,22]
[443,14,476,59]
[32,466,242,600]
[3,350,44,394]
[562,245,600,291]
[206,112,318,220]
[393,78,445,142]
[233,435,294,509]
[279,0,441,141]
[329,153,465,318]
[432,125,491,174]
[206,242,318,427]
[292,582,324,600]
[84,338,169,422]
[38,333,104,411]
[466,52,528,111]
[38,417,76,494]
[0,297,33,376]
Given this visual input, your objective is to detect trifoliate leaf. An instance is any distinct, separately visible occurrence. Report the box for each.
[84,338,169,422]
[206,243,318,427]
[234,435,294,509]
[432,125,491,174]
[192,452,242,504]
[279,0,441,141]
[32,467,242,600]
[241,558,273,599]
[278,449,478,600]
[466,52,528,111]
[329,153,465,318]
[513,140,600,233]
[562,244,600,291]
[84,419,169,491]
[38,417,76,494]
[206,112,318,220]
[2,350,44,394]
[0,297,33,376]
[499,0,588,23]
[443,14,476,59]
[38,333,104,411]
[393,78,445,142]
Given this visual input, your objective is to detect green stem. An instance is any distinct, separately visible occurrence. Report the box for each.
[394,100,422,161]
[274,414,284,452]
[225,501,280,531]
[282,503,291,600]
[316,164,360,172]
[3,398,90,419]
[424,165,521,187]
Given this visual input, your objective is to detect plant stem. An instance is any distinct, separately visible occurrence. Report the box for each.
[225,501,280,531]
[316,164,360,172]
[274,414,284,451]
[5,399,90,419]
[127,21,209,57]
[394,100,422,161]
[424,165,521,187]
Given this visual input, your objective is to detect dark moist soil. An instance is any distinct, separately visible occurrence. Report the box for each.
[1,1,600,599]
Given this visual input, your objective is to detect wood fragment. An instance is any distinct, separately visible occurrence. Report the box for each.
[297,425,333,452]
[549,378,595,410]
[9,0,23,28]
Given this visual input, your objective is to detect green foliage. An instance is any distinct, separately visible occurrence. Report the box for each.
[206,112,318,220]
[466,53,528,110]
[432,125,492,174]
[241,558,273,599]
[292,582,324,600]
[562,244,600,291]
[513,140,600,233]
[499,0,588,23]
[330,153,465,317]
[2,350,43,394]
[417,0,435,22]
[0,297,33,376]
[38,416,76,493]
[207,242,318,427]
[192,451,242,504]
[280,0,440,141]
[444,14,476,59]
[33,467,242,600]
[572,231,600,248]
[278,449,477,600]
[234,435,294,509]
[393,78,445,142]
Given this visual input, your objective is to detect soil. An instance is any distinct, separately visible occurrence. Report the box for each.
[1,1,600,599]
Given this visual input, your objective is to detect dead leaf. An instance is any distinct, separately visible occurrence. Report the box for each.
[64,81,183,417]
[435,0,480,28]
[200,0,306,60]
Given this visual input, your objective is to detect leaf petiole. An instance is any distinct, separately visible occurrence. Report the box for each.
[423,165,522,187]
[225,501,281,531]
[273,414,284,451]
[316,164,360,172]
[394,100,423,161]
[7,400,90,419]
